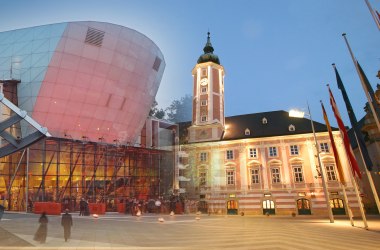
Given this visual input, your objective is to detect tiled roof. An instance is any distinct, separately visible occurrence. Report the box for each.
[179,110,336,143]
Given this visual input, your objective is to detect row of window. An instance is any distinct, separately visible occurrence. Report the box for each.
[199,164,338,186]
[199,143,330,161]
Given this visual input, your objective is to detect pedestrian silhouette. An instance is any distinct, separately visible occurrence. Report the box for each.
[61,209,73,242]
[33,212,48,243]
[79,198,86,216]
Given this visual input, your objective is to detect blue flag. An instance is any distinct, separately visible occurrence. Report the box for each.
[333,64,373,171]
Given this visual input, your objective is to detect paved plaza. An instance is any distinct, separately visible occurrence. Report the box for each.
[0,212,379,250]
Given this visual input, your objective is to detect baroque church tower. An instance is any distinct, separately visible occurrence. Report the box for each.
[188,32,225,143]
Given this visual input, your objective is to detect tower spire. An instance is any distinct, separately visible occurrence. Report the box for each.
[197,31,220,65]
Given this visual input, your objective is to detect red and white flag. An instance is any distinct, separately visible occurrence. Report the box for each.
[328,86,362,178]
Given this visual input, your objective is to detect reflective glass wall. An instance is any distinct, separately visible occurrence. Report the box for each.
[0,137,173,211]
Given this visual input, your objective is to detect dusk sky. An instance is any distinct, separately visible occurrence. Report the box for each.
[1,0,379,126]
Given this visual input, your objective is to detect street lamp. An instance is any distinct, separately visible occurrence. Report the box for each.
[289,103,334,223]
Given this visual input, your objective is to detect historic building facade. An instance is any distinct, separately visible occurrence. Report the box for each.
[179,33,361,216]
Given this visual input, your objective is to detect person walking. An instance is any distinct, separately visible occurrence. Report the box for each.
[33,212,48,244]
[61,209,73,242]
[79,198,86,216]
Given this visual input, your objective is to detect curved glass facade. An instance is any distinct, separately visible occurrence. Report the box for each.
[0,21,165,144]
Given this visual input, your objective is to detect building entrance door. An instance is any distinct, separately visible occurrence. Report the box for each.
[263,199,275,215]
[226,200,238,215]
[330,198,346,215]
[297,198,311,215]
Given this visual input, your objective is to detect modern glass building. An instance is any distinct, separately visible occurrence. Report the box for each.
[0,21,174,212]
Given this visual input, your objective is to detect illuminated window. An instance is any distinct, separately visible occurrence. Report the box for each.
[269,147,277,157]
[200,152,207,162]
[248,148,257,158]
[201,100,207,106]
[325,164,337,181]
[293,165,304,183]
[226,170,235,185]
[262,117,267,124]
[320,142,329,153]
[199,171,207,186]
[271,168,281,183]
[226,150,234,160]
[290,145,299,155]
[330,198,344,208]
[251,168,260,184]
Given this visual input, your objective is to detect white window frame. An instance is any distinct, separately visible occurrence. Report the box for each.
[251,168,260,184]
[201,87,207,93]
[201,100,208,106]
[320,142,330,153]
[290,145,299,155]
[248,148,257,158]
[293,165,304,183]
[271,168,281,183]
[226,150,234,160]
[200,152,207,162]
[226,170,235,185]
[269,147,277,157]
[245,128,250,135]
[201,115,207,122]
[325,164,337,181]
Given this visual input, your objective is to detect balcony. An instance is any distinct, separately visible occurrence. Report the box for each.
[178,163,189,170]
[178,176,190,182]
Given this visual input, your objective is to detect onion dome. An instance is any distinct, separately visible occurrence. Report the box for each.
[197,32,220,65]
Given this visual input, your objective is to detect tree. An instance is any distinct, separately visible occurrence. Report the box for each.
[149,100,166,119]
[165,95,192,123]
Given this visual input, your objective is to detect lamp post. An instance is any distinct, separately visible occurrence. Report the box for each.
[289,104,334,223]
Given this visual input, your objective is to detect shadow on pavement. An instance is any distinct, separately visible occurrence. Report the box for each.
[0,226,34,247]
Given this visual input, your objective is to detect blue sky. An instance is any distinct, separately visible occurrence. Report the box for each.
[1,0,379,126]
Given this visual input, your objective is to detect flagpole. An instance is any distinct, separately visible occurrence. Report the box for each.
[332,64,380,214]
[321,100,353,226]
[353,132,380,213]
[349,169,369,229]
[336,125,368,229]
[308,103,334,223]
[342,33,380,133]
[341,184,354,226]
[364,0,380,30]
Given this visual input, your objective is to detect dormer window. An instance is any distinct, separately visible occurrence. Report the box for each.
[262,117,267,124]
[245,128,250,136]
[289,124,295,131]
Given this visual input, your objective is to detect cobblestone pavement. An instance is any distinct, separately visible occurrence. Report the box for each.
[0,212,379,250]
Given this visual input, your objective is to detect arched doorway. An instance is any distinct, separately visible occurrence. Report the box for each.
[226,200,238,215]
[198,201,208,213]
[330,198,346,215]
[263,199,275,215]
[297,198,311,215]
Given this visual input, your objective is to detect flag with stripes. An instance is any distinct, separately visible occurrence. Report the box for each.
[328,86,362,178]
[321,101,346,185]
